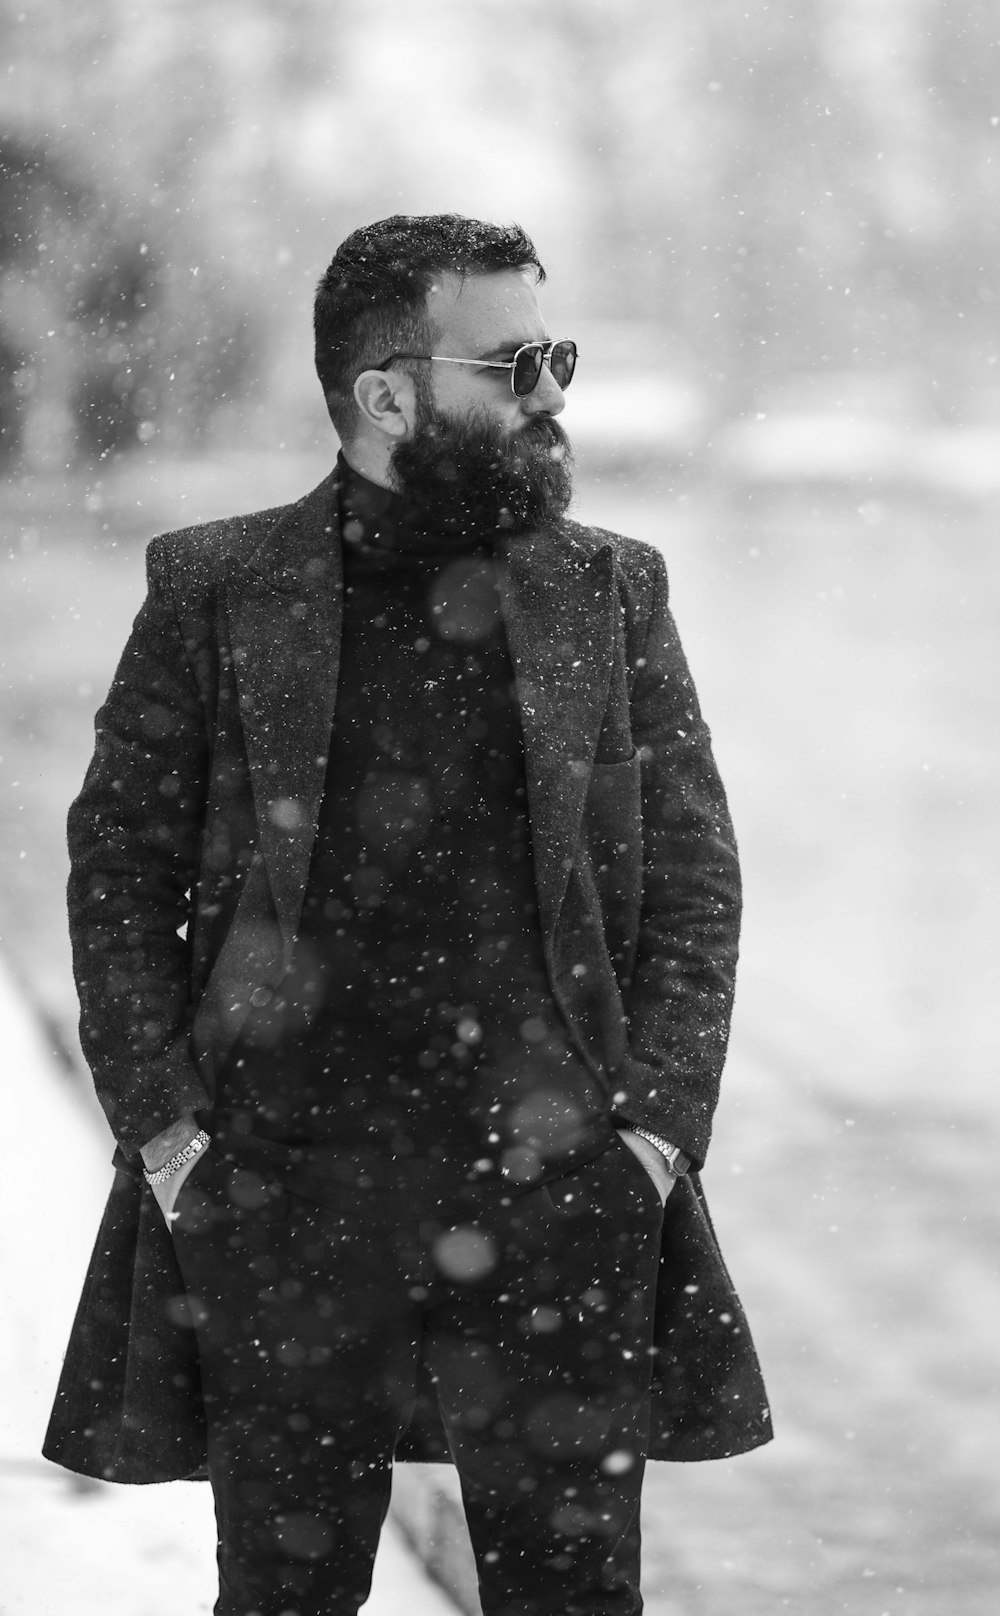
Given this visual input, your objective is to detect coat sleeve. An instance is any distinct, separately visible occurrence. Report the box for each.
[67,539,213,1155]
[614,547,741,1169]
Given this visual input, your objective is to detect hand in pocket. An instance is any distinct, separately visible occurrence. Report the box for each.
[149,1145,208,1227]
[616,1129,676,1206]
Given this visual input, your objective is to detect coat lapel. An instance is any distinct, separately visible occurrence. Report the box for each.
[225,472,343,950]
[497,527,616,942]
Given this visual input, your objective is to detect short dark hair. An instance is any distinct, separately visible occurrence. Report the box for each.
[313,213,545,438]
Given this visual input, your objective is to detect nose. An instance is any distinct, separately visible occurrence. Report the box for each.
[522,359,566,418]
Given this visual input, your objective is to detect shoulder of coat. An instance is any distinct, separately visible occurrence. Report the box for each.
[560,518,666,583]
[149,502,289,570]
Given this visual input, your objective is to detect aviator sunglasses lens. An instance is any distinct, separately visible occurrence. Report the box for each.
[512,345,545,397]
[550,340,576,390]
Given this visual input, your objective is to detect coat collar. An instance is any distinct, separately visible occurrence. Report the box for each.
[235,468,344,596]
[226,470,616,951]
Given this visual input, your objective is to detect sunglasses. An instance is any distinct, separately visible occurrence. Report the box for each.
[375,339,578,398]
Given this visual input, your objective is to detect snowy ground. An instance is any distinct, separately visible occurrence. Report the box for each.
[2,454,999,1613]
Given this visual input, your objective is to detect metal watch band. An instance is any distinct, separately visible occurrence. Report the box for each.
[629,1126,691,1177]
[142,1129,210,1187]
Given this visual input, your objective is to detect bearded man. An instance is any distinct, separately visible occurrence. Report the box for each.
[44,214,771,1616]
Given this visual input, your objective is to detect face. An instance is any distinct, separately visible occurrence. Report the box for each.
[389,268,575,537]
[420,268,568,430]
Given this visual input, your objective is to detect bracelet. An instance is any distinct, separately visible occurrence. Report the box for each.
[628,1126,691,1178]
[142,1129,210,1186]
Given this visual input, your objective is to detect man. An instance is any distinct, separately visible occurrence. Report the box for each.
[45,214,771,1616]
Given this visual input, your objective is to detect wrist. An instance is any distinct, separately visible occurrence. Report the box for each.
[142,1130,210,1187]
[618,1125,691,1178]
[140,1114,199,1172]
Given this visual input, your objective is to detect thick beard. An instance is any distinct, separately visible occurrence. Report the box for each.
[390,404,574,539]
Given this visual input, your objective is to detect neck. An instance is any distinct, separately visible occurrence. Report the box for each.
[339,437,394,492]
[337,451,493,557]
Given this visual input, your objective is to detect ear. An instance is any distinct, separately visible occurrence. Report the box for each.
[353,368,417,440]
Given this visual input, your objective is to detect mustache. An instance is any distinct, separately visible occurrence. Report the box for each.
[519,415,568,445]
[510,416,572,471]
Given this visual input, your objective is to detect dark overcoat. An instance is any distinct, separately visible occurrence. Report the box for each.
[43,469,772,1483]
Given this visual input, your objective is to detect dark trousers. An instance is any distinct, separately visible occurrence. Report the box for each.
[170,1136,664,1616]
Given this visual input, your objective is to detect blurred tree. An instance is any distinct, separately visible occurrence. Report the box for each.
[68,235,160,459]
[0,131,249,465]
[0,134,142,465]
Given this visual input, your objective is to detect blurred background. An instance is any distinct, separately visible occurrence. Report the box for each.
[1,2,998,1613]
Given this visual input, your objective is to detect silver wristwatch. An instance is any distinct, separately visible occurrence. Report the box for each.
[628,1126,691,1178]
[142,1129,210,1186]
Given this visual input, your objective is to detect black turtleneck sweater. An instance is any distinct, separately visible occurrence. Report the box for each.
[215,458,612,1193]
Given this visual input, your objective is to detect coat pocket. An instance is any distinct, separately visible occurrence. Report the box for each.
[611,1128,667,1217]
[168,1141,219,1232]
